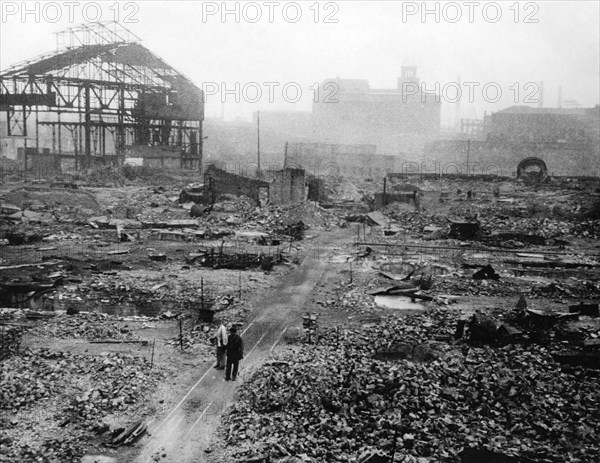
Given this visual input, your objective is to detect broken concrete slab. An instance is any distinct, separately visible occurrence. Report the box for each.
[366,283,416,295]
[0,203,21,215]
[366,211,390,227]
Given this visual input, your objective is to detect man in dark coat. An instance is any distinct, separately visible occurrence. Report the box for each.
[225,325,244,381]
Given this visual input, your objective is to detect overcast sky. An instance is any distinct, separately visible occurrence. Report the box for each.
[1,1,599,125]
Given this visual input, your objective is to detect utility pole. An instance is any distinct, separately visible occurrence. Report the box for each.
[466,139,471,177]
[257,110,261,176]
[179,316,183,352]
[200,277,204,317]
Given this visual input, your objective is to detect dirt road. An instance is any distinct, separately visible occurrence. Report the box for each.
[118,230,350,463]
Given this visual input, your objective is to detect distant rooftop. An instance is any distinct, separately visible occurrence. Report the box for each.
[497,105,593,115]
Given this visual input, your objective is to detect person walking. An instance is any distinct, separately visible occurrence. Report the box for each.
[214,322,228,370]
[225,325,244,381]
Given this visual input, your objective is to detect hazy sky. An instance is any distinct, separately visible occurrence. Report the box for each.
[1,1,599,125]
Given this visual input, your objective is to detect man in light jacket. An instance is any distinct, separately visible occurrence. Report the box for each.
[214,323,228,369]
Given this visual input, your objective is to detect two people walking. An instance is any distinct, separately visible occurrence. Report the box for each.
[214,323,244,381]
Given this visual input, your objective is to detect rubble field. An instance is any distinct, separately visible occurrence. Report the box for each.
[1,170,600,462]
[1,170,321,462]
[213,312,600,463]
[206,175,600,463]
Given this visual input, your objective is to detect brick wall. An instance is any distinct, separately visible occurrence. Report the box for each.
[204,164,269,205]
[269,168,306,205]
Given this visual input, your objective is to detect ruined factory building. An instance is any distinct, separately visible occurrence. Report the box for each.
[0,22,204,172]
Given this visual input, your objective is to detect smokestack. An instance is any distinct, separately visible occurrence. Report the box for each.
[538,81,544,108]
[557,85,562,108]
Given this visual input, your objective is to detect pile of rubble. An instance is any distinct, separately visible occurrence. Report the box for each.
[205,199,344,234]
[218,311,600,463]
[28,312,137,341]
[374,181,600,242]
[0,185,101,226]
[53,273,207,310]
[0,435,84,463]
[65,352,157,427]
[383,210,449,234]
[530,279,600,299]
[0,348,161,462]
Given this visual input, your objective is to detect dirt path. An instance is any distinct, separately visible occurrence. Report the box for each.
[117,229,351,463]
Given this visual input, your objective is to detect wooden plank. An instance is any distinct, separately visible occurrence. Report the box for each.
[89,340,149,345]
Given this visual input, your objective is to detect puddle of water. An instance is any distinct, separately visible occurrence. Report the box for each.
[81,456,116,463]
[374,295,427,311]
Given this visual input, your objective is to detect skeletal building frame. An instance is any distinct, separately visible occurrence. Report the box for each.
[0,22,204,171]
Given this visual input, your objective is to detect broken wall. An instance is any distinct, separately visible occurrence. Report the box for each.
[204,164,270,205]
[374,192,415,208]
[269,168,306,205]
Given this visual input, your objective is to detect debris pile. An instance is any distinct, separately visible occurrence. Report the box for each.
[28,312,137,341]
[0,324,23,360]
[0,436,84,463]
[206,200,342,234]
[219,312,600,463]
[53,273,209,310]
[188,249,282,271]
[0,348,162,462]
[65,352,156,427]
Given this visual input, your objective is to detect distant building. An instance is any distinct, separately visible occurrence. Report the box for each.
[486,106,600,143]
[312,66,441,154]
[286,142,401,178]
[425,105,600,177]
